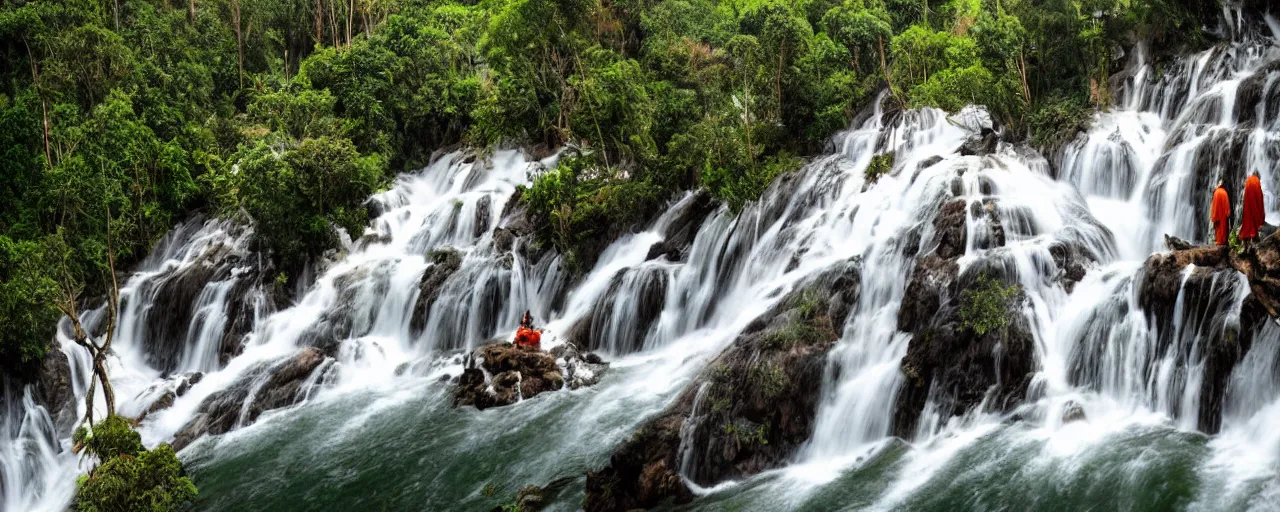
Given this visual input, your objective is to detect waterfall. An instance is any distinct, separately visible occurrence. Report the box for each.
[3,29,1280,512]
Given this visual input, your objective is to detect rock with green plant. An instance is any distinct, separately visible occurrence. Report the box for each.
[894,196,1042,437]
[583,259,861,511]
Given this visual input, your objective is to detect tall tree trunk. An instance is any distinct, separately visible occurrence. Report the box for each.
[315,0,324,44]
[878,36,899,105]
[346,0,354,47]
[188,0,195,22]
[233,0,244,89]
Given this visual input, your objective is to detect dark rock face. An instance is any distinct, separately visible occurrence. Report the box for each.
[959,132,1000,157]
[34,346,75,434]
[645,191,718,263]
[583,260,861,512]
[409,248,464,335]
[172,347,329,451]
[1234,60,1280,127]
[1136,247,1245,434]
[129,219,272,374]
[474,195,493,240]
[583,267,668,354]
[895,260,1036,438]
[894,196,1044,438]
[452,343,594,410]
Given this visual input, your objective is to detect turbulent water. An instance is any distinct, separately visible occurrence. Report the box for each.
[6,17,1280,512]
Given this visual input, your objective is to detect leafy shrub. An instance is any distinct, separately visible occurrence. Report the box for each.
[74,416,197,512]
[958,274,1018,336]
[865,152,896,184]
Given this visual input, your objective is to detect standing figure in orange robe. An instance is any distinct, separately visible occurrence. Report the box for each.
[1211,179,1231,246]
[514,310,542,350]
[1240,170,1266,251]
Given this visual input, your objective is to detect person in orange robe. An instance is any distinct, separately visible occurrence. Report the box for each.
[1211,179,1231,246]
[514,310,542,350]
[1240,171,1265,251]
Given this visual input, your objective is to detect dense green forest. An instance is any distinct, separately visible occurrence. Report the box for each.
[0,0,1223,378]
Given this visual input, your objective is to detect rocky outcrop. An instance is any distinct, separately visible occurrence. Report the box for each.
[645,191,718,263]
[894,197,1041,438]
[172,347,330,451]
[1135,234,1280,433]
[895,259,1036,438]
[582,260,861,511]
[135,372,203,422]
[133,219,271,373]
[453,342,608,410]
[409,248,463,335]
[33,345,76,434]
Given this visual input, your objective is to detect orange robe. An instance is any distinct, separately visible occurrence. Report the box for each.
[515,327,541,350]
[1211,186,1230,246]
[1241,175,1265,240]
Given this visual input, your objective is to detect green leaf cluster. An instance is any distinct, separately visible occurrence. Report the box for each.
[958,274,1018,336]
[73,416,197,512]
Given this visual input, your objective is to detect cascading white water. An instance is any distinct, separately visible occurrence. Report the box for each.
[3,19,1280,512]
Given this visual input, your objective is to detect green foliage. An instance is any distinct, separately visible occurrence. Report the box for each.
[865,152,896,184]
[74,416,197,512]
[0,235,62,374]
[1028,95,1093,149]
[74,415,143,460]
[223,136,383,272]
[751,361,789,399]
[958,274,1018,336]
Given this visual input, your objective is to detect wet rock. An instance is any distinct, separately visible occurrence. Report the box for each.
[493,227,516,253]
[1062,401,1087,423]
[452,343,577,410]
[959,131,1000,157]
[171,347,329,451]
[33,346,75,434]
[1164,234,1196,252]
[1050,242,1094,292]
[655,191,718,263]
[583,260,861,511]
[1135,244,1257,434]
[554,343,610,390]
[409,248,464,335]
[932,200,969,260]
[1235,60,1280,126]
[474,195,493,240]
[644,241,680,262]
[951,105,995,134]
[895,195,1039,437]
[584,267,668,354]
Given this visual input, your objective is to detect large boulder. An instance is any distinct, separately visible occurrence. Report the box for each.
[583,260,861,511]
[894,259,1036,438]
[171,347,330,451]
[1132,234,1280,433]
[33,345,76,434]
[894,195,1042,438]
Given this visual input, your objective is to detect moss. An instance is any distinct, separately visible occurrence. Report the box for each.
[752,362,789,400]
[865,152,896,184]
[958,274,1018,336]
